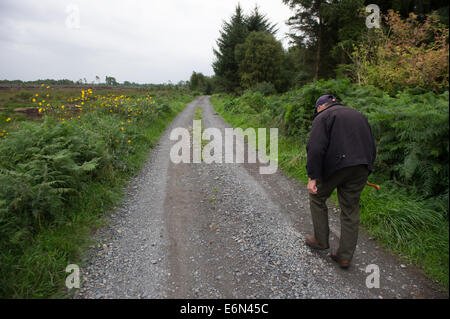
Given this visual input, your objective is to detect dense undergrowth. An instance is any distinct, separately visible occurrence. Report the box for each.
[0,87,192,298]
[211,78,449,291]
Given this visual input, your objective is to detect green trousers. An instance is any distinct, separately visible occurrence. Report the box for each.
[309,164,369,262]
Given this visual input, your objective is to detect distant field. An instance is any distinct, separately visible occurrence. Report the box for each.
[0,85,180,132]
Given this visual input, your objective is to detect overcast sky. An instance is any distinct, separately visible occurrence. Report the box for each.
[0,0,294,84]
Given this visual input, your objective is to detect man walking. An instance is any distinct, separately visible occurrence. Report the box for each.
[305,95,376,268]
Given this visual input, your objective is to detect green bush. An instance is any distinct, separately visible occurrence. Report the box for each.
[239,91,266,113]
[0,92,191,298]
[362,91,449,198]
[214,79,449,206]
[251,82,276,96]
[211,82,449,290]
[0,115,129,245]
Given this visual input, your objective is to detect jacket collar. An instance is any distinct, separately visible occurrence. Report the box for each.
[313,102,341,119]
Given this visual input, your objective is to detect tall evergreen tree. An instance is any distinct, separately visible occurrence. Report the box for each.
[284,0,368,80]
[212,4,248,93]
[245,5,278,34]
[322,0,366,65]
[283,0,325,79]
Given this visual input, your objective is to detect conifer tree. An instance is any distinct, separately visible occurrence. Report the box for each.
[212,4,248,92]
[245,5,278,34]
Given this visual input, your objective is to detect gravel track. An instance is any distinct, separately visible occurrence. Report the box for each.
[75,96,444,299]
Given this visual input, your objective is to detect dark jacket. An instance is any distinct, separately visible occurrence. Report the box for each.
[306,103,376,181]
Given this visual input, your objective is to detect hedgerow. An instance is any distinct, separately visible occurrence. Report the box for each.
[211,79,449,289]
[226,79,449,204]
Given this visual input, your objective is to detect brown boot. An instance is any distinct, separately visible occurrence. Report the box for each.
[330,251,351,269]
[305,236,329,250]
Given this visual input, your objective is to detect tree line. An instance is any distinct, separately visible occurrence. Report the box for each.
[189,0,448,95]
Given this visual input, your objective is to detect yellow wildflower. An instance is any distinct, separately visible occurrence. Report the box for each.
[6,118,11,122]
